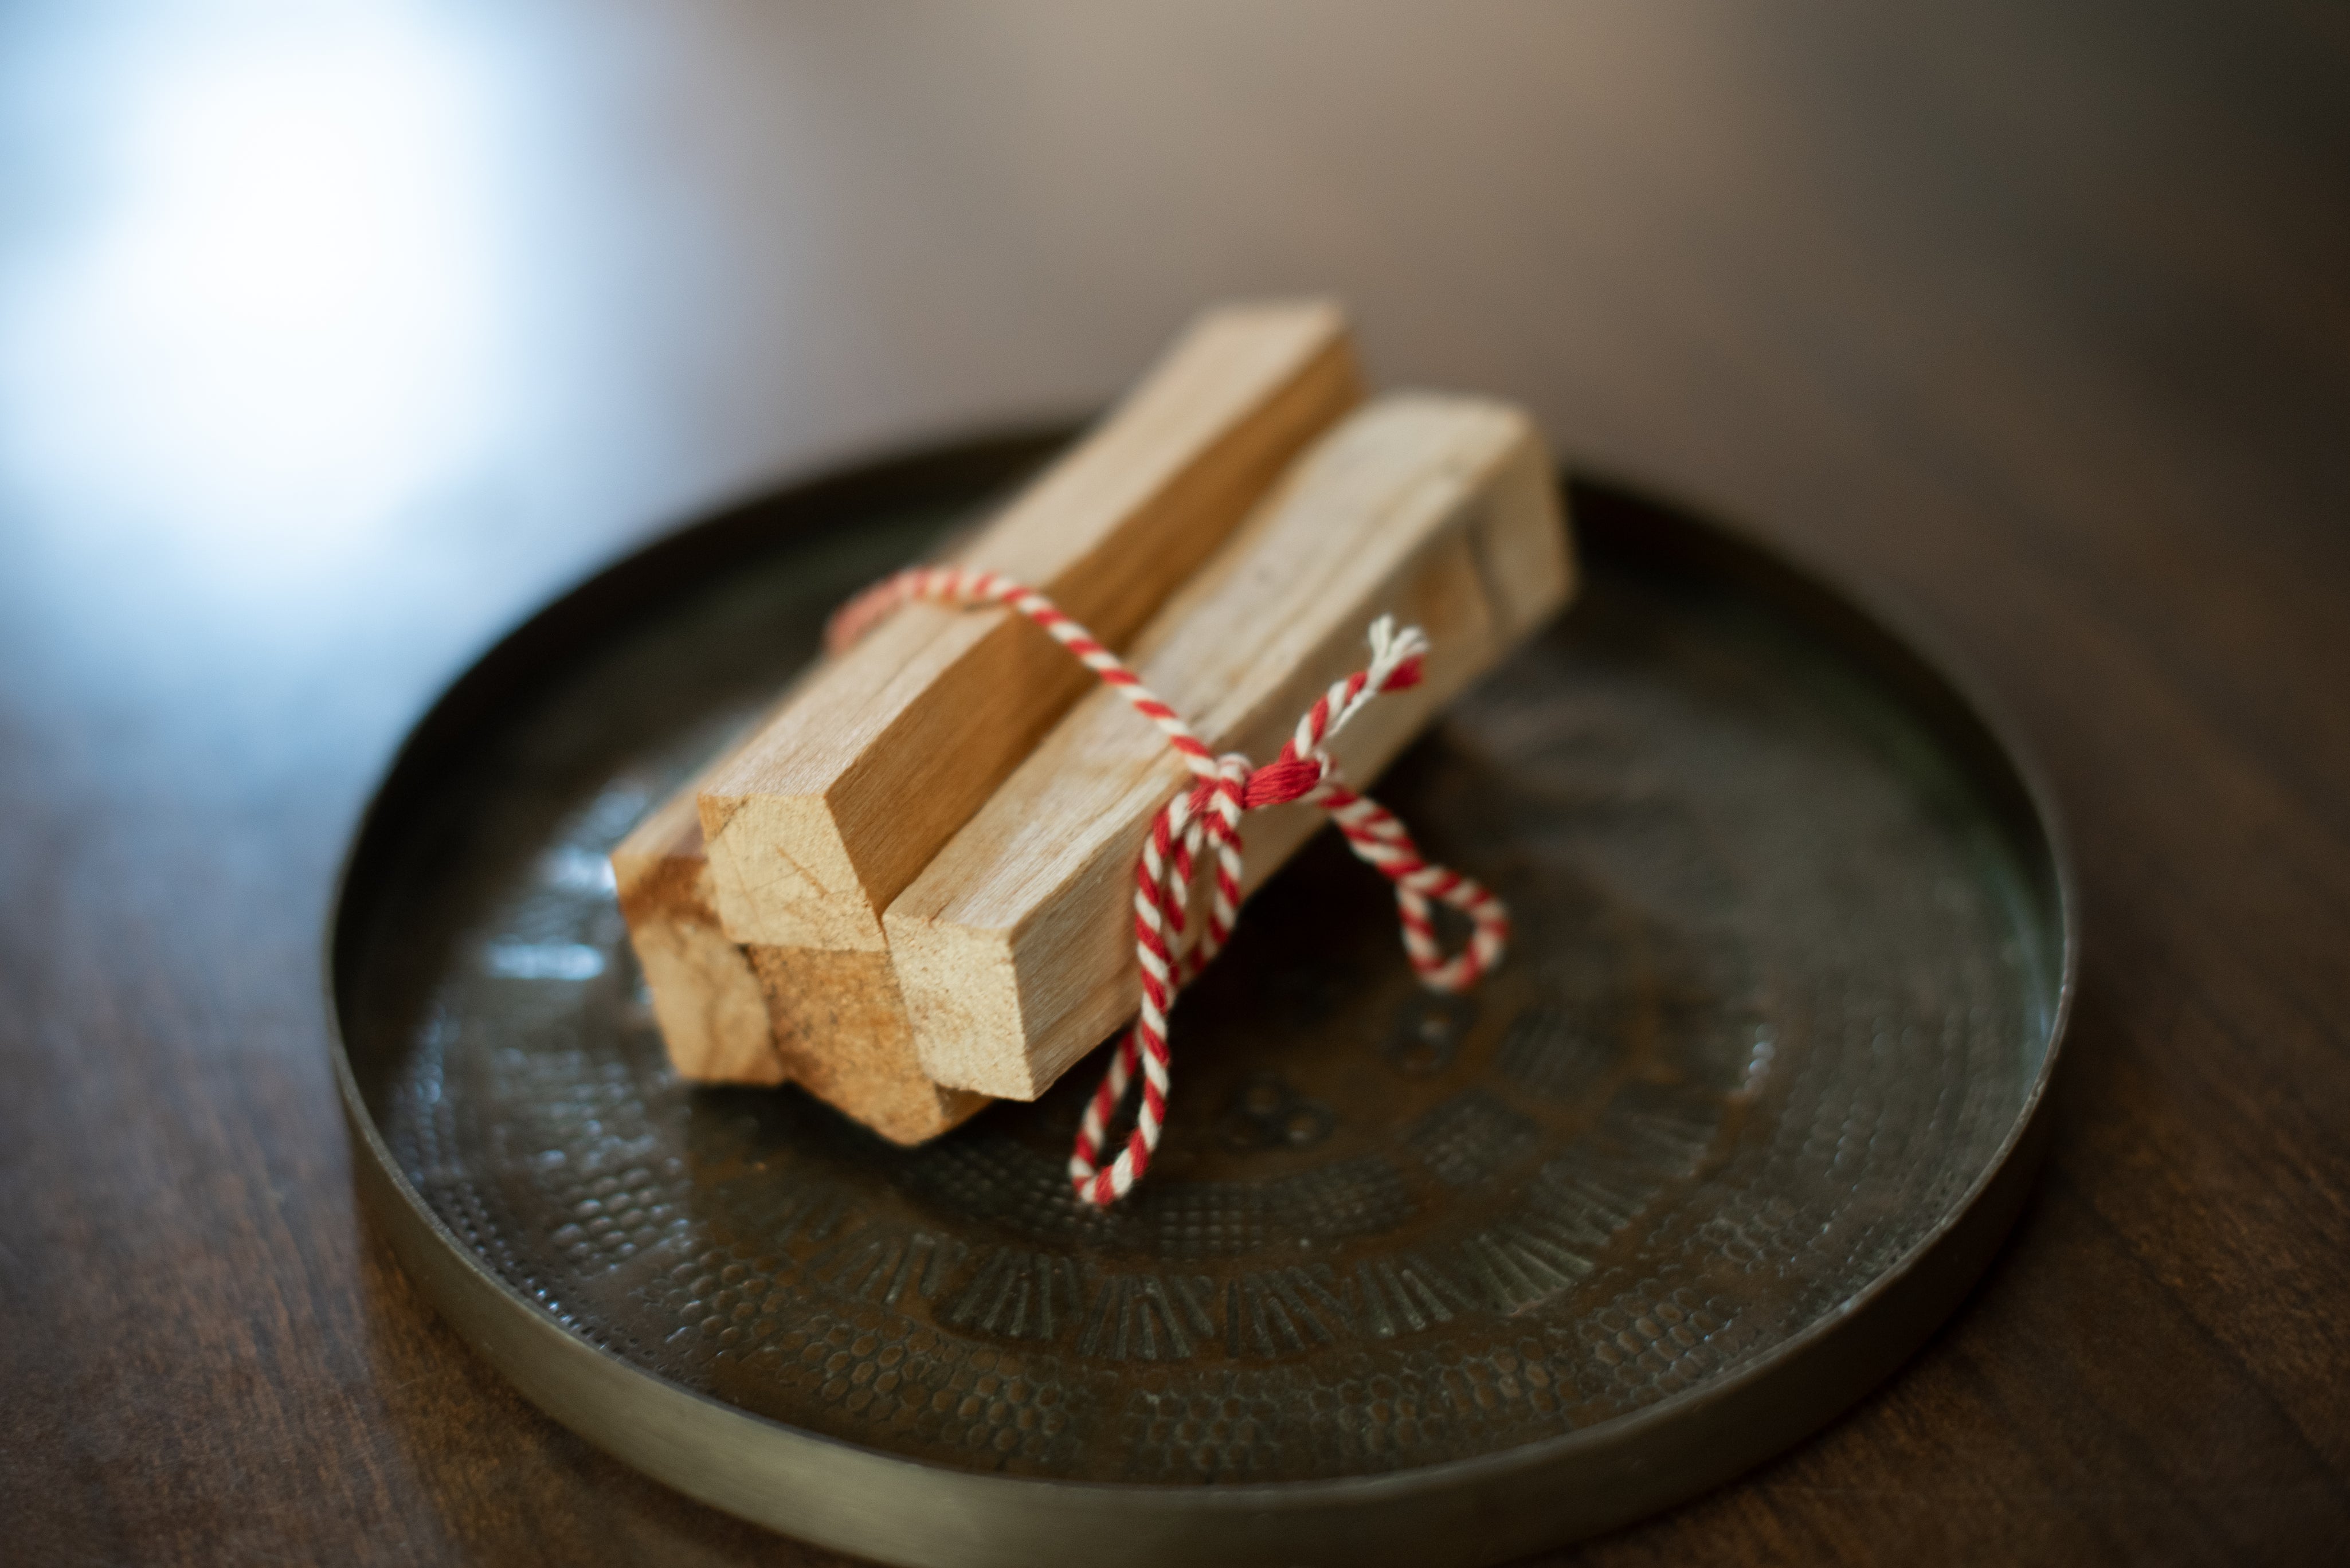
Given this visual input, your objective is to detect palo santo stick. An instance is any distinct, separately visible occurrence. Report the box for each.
[609,507,1015,1128]
[886,394,1572,1100]
[697,300,1360,952]
[613,781,781,1085]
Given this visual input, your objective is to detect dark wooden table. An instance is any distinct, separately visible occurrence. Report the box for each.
[4,4,2344,1562]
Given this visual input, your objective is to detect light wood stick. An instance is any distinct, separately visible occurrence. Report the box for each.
[886,394,1573,1100]
[608,506,1016,1125]
[696,301,1361,952]
[612,785,782,1085]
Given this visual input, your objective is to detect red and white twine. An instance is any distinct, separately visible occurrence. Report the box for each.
[827,566,1510,1208]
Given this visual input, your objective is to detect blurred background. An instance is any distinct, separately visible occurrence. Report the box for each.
[3,2,2345,1562]
[8,2,2343,714]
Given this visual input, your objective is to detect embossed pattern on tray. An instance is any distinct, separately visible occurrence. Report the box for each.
[347,491,2056,1488]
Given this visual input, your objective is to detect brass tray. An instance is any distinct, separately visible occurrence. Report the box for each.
[330,432,2072,1566]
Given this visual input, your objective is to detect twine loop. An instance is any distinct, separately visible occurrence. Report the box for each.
[827,567,1510,1206]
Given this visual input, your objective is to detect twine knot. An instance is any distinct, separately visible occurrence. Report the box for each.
[827,573,1509,1207]
[1237,755,1322,808]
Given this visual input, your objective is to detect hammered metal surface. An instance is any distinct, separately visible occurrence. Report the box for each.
[346,485,2058,1489]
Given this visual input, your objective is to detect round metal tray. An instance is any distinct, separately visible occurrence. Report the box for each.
[331,432,2073,1566]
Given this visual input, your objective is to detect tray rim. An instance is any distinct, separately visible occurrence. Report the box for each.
[326,429,2077,1567]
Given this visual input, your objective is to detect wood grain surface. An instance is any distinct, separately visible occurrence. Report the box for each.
[1,3,2344,1563]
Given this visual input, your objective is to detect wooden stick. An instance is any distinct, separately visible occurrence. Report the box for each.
[696,301,1361,952]
[612,783,781,1085]
[886,394,1573,1100]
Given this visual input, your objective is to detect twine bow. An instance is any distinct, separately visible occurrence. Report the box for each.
[827,567,1510,1206]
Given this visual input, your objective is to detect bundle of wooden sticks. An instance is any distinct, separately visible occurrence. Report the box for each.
[613,300,1576,1150]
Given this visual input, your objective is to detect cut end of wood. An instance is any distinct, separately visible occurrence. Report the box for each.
[696,788,888,951]
[748,945,992,1140]
[886,911,1048,1099]
[612,794,785,1087]
[1458,402,1576,644]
